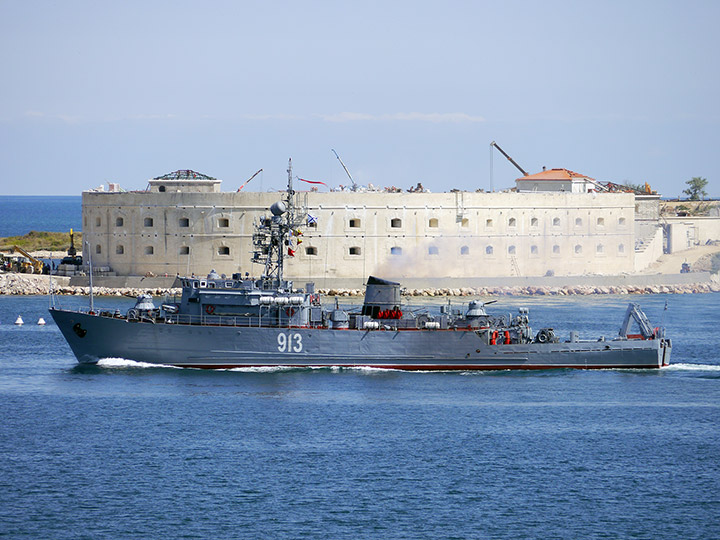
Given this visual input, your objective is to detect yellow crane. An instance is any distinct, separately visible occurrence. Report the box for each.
[12,245,46,274]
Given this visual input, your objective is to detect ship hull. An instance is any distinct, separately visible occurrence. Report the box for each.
[50,308,672,370]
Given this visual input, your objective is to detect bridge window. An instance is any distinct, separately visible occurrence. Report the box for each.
[428,218,439,228]
[391,218,402,228]
[179,246,190,255]
[145,246,154,255]
[144,217,154,227]
[349,246,361,255]
[460,245,469,255]
[179,218,189,227]
[116,245,124,255]
[218,246,230,255]
[390,246,402,255]
[218,218,229,228]
[115,217,124,227]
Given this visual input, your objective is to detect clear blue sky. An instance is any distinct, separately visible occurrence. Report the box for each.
[1,0,718,197]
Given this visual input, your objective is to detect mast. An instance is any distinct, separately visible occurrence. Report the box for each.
[85,241,94,313]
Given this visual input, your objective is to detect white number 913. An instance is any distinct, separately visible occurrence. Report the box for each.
[277,332,303,353]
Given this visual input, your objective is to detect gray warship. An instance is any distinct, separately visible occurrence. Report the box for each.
[50,161,672,370]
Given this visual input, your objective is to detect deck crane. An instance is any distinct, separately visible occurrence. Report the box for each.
[489,141,529,192]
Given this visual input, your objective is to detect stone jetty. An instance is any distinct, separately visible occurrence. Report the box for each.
[2,271,719,298]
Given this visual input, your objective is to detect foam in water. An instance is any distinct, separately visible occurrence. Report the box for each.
[665,363,720,372]
[97,358,181,369]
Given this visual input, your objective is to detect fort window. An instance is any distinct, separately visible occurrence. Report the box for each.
[179,218,189,227]
[159,185,166,192]
[116,245,124,255]
[218,218,229,228]
[145,246,154,255]
[390,218,402,228]
[428,246,439,255]
[575,217,582,227]
[553,217,560,227]
[486,218,494,228]
[144,217,154,227]
[460,245,469,255]
[428,218,439,228]
[486,246,494,255]
[305,246,318,256]
[349,219,361,228]
[349,246,361,255]
[390,246,402,255]
[530,245,538,255]
[95,217,101,227]
[218,246,230,255]
[597,217,605,227]
[115,217,124,227]
[508,245,516,255]
[508,217,516,227]
[574,244,582,254]
[95,244,101,254]
[531,217,538,227]
[553,245,560,254]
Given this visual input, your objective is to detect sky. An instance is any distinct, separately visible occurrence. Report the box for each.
[1,0,719,197]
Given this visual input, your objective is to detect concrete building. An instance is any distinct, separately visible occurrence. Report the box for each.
[82,169,655,285]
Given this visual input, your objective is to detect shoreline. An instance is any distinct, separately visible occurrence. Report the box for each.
[1,272,719,297]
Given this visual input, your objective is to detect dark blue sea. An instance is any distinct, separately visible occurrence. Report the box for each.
[0,196,82,237]
[1,293,719,540]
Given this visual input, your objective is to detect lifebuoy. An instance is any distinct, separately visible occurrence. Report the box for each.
[285,307,296,317]
[504,330,511,344]
[490,330,499,345]
[205,305,215,315]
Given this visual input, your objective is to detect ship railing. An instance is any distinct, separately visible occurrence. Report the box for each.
[163,313,316,328]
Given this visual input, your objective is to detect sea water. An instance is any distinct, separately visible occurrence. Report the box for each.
[0,293,719,539]
[0,196,82,237]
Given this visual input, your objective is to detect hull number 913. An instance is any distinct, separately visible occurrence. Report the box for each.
[277,332,303,353]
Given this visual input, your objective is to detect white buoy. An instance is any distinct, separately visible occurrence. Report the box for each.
[15,316,24,326]
[37,317,46,326]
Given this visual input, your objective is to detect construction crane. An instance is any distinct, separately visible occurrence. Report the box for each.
[331,149,358,191]
[490,141,529,177]
[12,245,46,274]
[237,169,263,192]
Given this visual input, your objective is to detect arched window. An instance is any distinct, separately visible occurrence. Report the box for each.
[218,218,229,228]
[95,217,101,227]
[530,245,538,255]
[553,217,560,227]
[349,219,361,228]
[144,217,154,227]
[619,217,626,226]
[618,244,625,254]
[597,243,604,253]
[486,245,494,255]
[115,217,124,227]
[390,246,402,255]
[179,218,189,227]
[179,246,190,255]
[531,217,538,227]
[508,217,516,227]
[145,246,154,255]
[218,246,230,255]
[460,245,469,255]
[349,246,361,255]
[95,244,101,254]
[553,245,560,254]
[508,245,516,255]
[597,217,605,227]
[116,245,124,255]
[574,244,582,254]
[486,218,493,228]
[428,246,439,255]
[305,246,317,256]
[158,185,166,192]
[391,218,402,228]
[461,218,469,228]
[429,218,439,228]
[575,217,582,227]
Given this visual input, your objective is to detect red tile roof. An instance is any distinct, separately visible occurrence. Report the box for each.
[517,168,595,182]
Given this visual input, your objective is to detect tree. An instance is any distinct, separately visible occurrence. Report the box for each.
[683,177,708,200]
